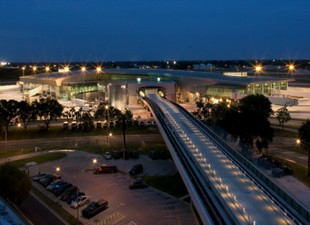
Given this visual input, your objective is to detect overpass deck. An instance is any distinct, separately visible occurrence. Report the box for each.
[147,94,295,225]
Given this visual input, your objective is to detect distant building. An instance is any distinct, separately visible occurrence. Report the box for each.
[193,63,214,71]
[223,72,247,77]
[0,61,10,67]
[19,69,293,109]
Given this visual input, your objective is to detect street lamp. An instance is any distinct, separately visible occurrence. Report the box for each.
[254,64,263,74]
[32,66,37,75]
[45,66,50,73]
[64,65,70,73]
[21,66,26,76]
[63,65,70,99]
[55,166,61,173]
[107,132,112,146]
[81,66,87,100]
[96,66,102,74]
[96,66,102,100]
[92,158,97,165]
[287,64,295,77]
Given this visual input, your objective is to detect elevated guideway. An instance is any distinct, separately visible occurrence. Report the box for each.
[144,94,309,225]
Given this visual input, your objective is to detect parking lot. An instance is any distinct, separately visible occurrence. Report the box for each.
[34,150,198,225]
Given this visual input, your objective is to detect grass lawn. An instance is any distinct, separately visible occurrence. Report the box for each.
[8,152,67,168]
[144,173,188,198]
[4,124,160,141]
[286,162,310,187]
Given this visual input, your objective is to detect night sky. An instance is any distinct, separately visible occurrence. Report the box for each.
[1,0,309,62]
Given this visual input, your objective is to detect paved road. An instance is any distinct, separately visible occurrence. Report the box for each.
[0,134,164,151]
[19,193,66,225]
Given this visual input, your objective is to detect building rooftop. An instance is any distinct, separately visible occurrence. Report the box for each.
[0,197,28,225]
[104,68,294,86]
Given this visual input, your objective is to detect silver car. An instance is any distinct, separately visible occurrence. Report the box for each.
[70,196,90,208]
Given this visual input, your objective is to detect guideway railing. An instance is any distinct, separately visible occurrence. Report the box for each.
[173,101,310,225]
[145,97,242,225]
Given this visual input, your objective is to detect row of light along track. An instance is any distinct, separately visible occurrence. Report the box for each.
[145,94,296,225]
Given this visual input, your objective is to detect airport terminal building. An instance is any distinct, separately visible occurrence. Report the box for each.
[19,69,293,110]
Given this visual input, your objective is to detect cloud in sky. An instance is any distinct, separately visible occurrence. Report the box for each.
[1,0,309,62]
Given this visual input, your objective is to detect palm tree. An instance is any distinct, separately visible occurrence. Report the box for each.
[298,119,310,176]
[117,109,133,152]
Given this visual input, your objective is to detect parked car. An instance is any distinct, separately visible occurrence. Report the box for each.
[96,121,102,128]
[280,165,294,175]
[71,121,77,130]
[59,186,78,201]
[46,179,64,191]
[103,152,112,160]
[94,165,118,174]
[112,151,122,159]
[70,196,90,208]
[32,172,49,182]
[131,151,139,159]
[129,178,148,189]
[109,121,114,128]
[50,181,69,193]
[54,183,73,196]
[67,192,85,205]
[63,121,69,130]
[39,174,60,187]
[129,164,143,176]
[82,199,108,219]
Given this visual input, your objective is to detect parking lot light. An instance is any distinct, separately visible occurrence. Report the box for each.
[92,158,97,165]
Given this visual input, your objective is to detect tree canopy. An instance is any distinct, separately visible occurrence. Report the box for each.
[298,119,310,176]
[275,106,291,130]
[32,98,64,130]
[0,163,31,204]
[212,94,274,153]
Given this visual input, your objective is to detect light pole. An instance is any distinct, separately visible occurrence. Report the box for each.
[81,66,87,100]
[287,64,295,77]
[96,66,102,101]
[107,132,112,146]
[254,64,263,93]
[21,66,26,76]
[105,105,109,127]
[32,65,37,75]
[64,65,70,100]
[45,66,50,73]
[254,64,263,75]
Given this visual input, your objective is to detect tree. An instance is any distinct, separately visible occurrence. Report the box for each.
[95,104,122,128]
[80,111,94,132]
[0,99,20,131]
[237,94,274,153]
[211,102,230,124]
[275,106,291,130]
[117,109,133,150]
[32,98,64,130]
[217,94,274,154]
[298,119,310,176]
[0,163,31,204]
[195,100,204,119]
[18,100,36,130]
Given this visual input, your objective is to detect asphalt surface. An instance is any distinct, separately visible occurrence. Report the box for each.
[0,134,164,151]
[19,193,66,225]
[33,150,198,225]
